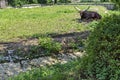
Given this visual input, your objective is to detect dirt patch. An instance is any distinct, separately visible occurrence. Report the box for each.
[52,31,90,42]
[0,31,90,60]
[0,39,38,54]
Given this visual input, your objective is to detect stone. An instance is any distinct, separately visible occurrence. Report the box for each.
[0,52,84,79]
[0,0,6,8]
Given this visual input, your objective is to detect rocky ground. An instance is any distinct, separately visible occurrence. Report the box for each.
[0,31,89,80]
[0,52,84,80]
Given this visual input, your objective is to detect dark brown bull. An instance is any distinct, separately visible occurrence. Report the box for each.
[74,6,102,20]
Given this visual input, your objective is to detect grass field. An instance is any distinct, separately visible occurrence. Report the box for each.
[0,5,107,42]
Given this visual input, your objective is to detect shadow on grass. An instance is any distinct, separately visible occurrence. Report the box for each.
[0,31,90,63]
[73,18,100,23]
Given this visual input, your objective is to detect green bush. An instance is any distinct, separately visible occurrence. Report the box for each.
[80,14,120,80]
[39,37,62,53]
[8,0,48,7]
[59,0,71,3]
[111,0,120,9]
[38,0,47,4]
[8,0,27,7]
[27,0,38,4]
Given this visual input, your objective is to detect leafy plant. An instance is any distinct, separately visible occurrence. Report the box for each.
[88,20,99,30]
[39,37,62,53]
[80,14,120,80]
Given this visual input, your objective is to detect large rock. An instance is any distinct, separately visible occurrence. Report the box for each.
[0,0,6,8]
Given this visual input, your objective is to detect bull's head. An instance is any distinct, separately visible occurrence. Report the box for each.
[74,6,90,14]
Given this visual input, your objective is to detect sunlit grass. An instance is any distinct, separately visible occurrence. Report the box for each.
[0,5,107,42]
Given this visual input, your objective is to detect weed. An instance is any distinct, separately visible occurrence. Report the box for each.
[39,37,62,54]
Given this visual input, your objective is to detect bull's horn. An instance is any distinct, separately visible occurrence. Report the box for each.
[84,6,90,11]
[74,6,81,12]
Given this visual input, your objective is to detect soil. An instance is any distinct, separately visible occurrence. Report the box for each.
[0,31,90,59]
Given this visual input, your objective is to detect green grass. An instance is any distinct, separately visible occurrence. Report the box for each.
[0,5,107,42]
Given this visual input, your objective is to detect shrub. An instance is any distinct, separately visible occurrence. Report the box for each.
[111,0,120,9]
[8,0,48,7]
[59,0,71,3]
[38,0,47,4]
[39,37,62,53]
[80,14,120,80]
[28,0,38,4]
[8,0,27,7]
